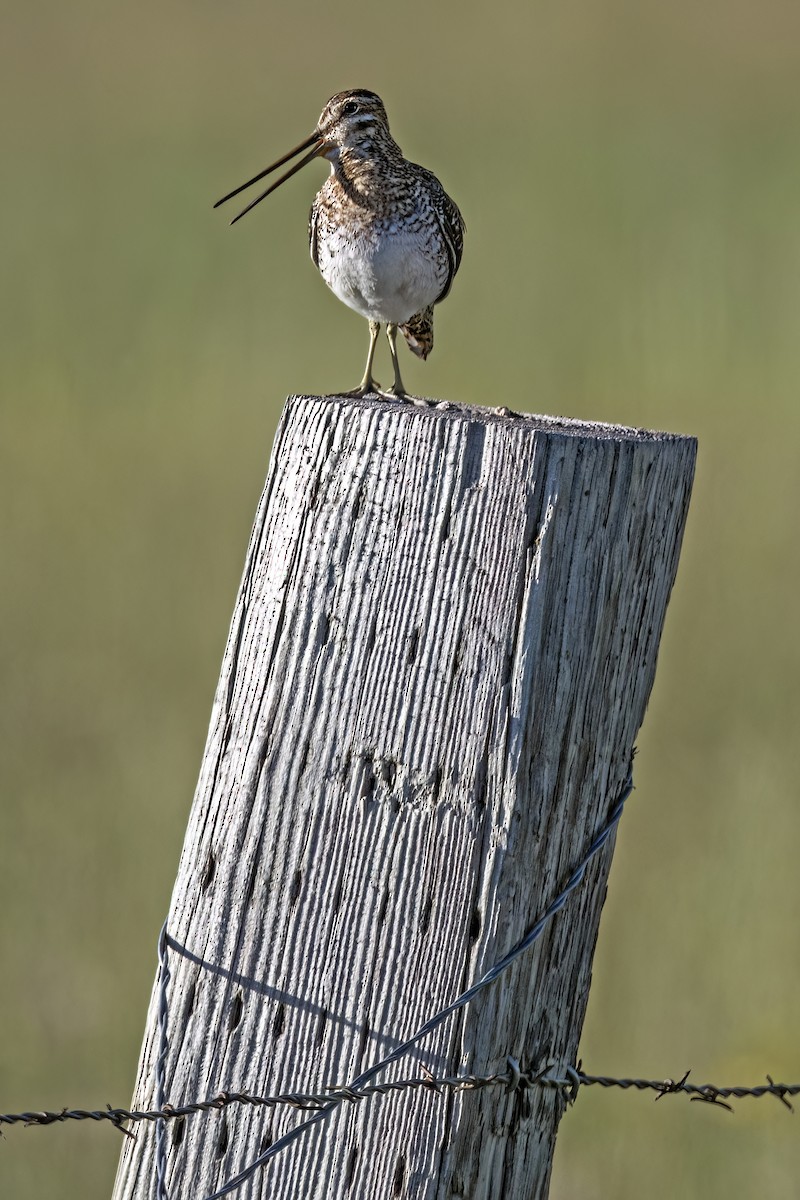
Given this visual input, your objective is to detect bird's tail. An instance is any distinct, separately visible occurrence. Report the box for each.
[400,306,434,360]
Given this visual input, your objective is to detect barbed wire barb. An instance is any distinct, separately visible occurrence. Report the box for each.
[767,1075,795,1114]
[654,1069,693,1101]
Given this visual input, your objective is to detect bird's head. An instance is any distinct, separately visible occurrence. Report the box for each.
[316,90,393,160]
[214,89,396,224]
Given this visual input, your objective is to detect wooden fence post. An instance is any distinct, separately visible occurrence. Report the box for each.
[113,394,696,1200]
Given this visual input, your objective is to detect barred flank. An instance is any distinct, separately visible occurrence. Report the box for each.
[400,306,435,360]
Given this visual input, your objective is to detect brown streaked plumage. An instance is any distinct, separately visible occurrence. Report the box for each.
[215,89,465,397]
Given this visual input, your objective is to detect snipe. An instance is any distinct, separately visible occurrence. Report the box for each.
[215,89,465,397]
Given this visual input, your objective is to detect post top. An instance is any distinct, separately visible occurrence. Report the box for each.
[289,393,695,445]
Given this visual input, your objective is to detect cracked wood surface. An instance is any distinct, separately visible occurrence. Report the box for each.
[113,394,696,1200]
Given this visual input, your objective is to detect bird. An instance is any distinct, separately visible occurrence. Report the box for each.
[214,89,465,398]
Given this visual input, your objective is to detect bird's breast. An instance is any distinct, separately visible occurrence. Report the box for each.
[312,206,447,325]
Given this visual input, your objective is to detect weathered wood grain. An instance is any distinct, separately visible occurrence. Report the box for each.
[113,394,696,1200]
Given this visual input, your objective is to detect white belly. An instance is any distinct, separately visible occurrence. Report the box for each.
[316,224,444,324]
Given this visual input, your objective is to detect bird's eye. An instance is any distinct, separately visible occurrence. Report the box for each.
[341,100,359,117]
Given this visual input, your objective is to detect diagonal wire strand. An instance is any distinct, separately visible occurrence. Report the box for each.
[155,920,171,1200]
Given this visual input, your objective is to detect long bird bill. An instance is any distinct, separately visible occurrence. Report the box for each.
[214,132,325,225]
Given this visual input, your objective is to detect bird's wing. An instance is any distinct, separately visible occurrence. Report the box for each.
[433,188,466,305]
[308,203,320,268]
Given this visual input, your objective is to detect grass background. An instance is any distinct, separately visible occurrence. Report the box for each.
[2,0,800,1196]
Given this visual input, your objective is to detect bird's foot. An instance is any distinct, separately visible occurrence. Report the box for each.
[340,378,383,398]
[381,384,409,401]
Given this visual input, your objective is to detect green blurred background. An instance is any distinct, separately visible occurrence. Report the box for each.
[3,0,800,1196]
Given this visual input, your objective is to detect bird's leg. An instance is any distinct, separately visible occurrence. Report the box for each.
[384,323,407,398]
[342,321,381,396]
[350,320,381,395]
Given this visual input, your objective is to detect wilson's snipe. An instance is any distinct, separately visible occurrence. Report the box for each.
[214,89,465,397]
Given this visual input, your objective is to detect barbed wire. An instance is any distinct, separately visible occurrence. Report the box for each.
[1,1065,796,1138]
[3,766,795,1198]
